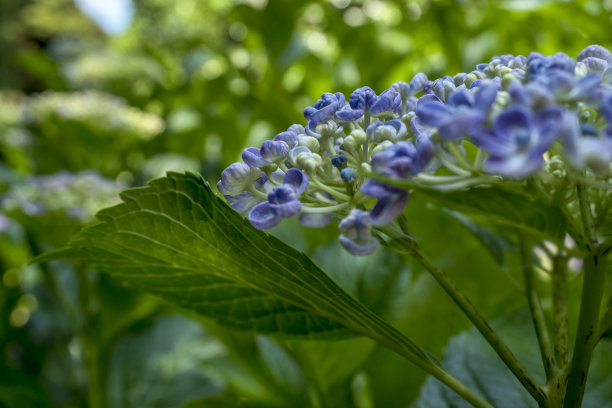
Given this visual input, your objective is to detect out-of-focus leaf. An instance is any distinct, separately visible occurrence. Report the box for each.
[417,187,568,242]
[0,384,50,408]
[106,314,226,408]
[178,393,270,408]
[443,209,516,266]
[412,311,612,408]
[255,336,305,395]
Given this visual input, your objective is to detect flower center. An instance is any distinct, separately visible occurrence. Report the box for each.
[268,185,296,204]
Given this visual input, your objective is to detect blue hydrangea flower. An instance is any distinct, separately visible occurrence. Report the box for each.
[248,169,309,229]
[304,92,347,124]
[218,162,262,194]
[220,174,271,214]
[415,83,498,141]
[338,209,380,255]
[220,44,612,256]
[361,138,433,225]
[336,86,401,121]
[391,72,428,114]
[527,51,575,81]
[507,81,554,109]
[367,119,407,143]
[472,106,562,178]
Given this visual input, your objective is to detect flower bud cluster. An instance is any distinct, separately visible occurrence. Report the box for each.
[219,44,612,255]
[1,171,123,222]
[26,90,165,140]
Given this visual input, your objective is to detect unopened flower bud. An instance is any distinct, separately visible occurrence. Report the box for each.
[315,120,338,138]
[296,152,322,172]
[298,135,320,152]
[340,167,358,183]
[350,129,367,146]
[371,140,394,156]
[342,135,356,151]
[546,155,566,178]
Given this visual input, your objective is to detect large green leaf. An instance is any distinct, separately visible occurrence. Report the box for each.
[412,311,612,408]
[372,175,568,243]
[420,187,568,242]
[33,172,430,365]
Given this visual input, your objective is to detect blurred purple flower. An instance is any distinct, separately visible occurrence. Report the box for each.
[472,106,562,178]
[338,209,380,255]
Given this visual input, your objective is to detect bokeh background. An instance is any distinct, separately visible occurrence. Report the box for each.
[1,1,612,407]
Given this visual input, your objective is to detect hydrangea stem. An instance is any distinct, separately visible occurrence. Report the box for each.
[383,227,548,406]
[595,307,612,344]
[340,293,494,408]
[564,184,607,408]
[518,230,558,380]
[552,255,569,366]
[563,254,607,407]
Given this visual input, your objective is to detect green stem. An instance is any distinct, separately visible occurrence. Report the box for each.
[518,230,558,380]
[564,184,606,407]
[563,254,607,408]
[552,256,569,367]
[595,307,612,345]
[445,141,473,171]
[362,110,370,161]
[25,231,103,408]
[344,299,494,408]
[576,183,596,251]
[384,229,547,406]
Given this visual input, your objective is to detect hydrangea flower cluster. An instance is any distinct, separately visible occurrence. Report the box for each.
[26,90,165,140]
[1,171,123,223]
[218,45,612,255]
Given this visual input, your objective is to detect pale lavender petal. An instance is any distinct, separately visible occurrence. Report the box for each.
[361,179,392,198]
[261,140,289,162]
[335,109,364,121]
[242,147,270,168]
[339,234,380,256]
[270,199,301,217]
[283,168,309,195]
[370,192,408,226]
[249,202,283,229]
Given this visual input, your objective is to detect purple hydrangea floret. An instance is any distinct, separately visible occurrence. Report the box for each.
[218,44,612,256]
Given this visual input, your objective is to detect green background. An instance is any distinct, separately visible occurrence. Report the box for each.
[1,0,611,407]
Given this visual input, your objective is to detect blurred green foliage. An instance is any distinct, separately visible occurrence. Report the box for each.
[1,0,612,407]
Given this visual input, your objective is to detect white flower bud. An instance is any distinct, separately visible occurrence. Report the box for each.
[371,140,393,156]
[350,129,367,146]
[298,135,320,152]
[342,135,356,151]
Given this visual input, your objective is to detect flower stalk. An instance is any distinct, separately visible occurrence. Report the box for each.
[383,226,548,407]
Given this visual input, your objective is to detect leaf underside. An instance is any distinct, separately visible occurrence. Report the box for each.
[37,172,363,338]
[418,186,568,243]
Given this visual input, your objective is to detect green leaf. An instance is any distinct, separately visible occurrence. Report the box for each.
[106,314,225,408]
[33,172,430,365]
[0,385,51,408]
[412,311,612,408]
[178,394,271,408]
[443,209,517,266]
[417,187,568,243]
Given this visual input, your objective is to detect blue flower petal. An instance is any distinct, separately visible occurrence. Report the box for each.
[370,192,408,226]
[283,168,309,195]
[249,202,283,229]
[242,147,270,168]
[339,234,380,256]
